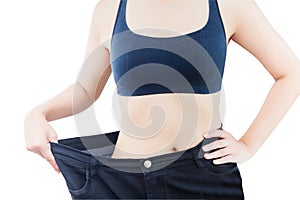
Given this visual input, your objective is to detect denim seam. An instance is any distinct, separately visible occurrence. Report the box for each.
[68,169,91,195]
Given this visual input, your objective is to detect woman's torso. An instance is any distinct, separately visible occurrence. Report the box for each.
[98,0,235,158]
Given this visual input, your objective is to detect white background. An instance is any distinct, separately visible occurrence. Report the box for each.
[1,0,299,199]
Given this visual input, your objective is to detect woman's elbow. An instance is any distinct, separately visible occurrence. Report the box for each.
[289,68,300,96]
[296,72,300,96]
[276,67,300,96]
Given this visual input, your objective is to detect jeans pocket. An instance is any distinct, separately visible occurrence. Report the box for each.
[193,137,238,175]
[53,154,92,197]
[199,157,238,175]
[193,144,238,176]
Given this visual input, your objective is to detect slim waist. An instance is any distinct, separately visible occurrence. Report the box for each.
[50,124,222,173]
[50,132,202,173]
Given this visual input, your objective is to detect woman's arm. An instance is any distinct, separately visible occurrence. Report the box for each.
[202,0,300,163]
[24,0,111,172]
[231,0,300,154]
[34,1,111,121]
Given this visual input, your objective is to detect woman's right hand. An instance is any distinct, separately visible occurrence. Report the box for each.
[24,109,61,173]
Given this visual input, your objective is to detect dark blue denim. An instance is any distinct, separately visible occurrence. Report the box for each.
[50,126,244,199]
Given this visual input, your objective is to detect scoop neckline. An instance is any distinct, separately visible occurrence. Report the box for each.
[124,0,211,39]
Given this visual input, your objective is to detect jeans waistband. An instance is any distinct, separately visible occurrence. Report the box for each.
[50,124,223,173]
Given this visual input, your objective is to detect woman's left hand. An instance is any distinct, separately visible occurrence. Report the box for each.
[202,129,254,164]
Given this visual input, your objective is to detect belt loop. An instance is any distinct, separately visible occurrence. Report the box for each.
[217,123,223,130]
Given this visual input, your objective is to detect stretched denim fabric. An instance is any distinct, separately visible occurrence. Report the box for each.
[50,125,244,199]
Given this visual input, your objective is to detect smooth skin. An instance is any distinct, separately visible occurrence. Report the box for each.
[24,0,300,172]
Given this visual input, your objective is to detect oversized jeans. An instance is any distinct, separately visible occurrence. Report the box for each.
[50,127,244,199]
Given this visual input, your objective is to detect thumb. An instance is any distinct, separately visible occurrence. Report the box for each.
[47,128,58,143]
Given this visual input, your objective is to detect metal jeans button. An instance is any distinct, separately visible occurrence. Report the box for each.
[144,160,152,168]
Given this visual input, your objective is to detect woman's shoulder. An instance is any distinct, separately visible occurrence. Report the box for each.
[91,0,122,49]
[217,0,261,43]
[94,0,125,17]
[217,0,262,25]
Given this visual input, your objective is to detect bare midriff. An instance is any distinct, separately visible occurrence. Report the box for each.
[110,92,222,158]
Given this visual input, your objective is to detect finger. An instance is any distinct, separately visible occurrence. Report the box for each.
[212,154,236,165]
[41,145,60,173]
[203,130,228,139]
[204,146,232,160]
[202,139,229,152]
[47,130,58,143]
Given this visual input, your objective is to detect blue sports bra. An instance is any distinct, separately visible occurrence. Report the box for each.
[110,0,227,96]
